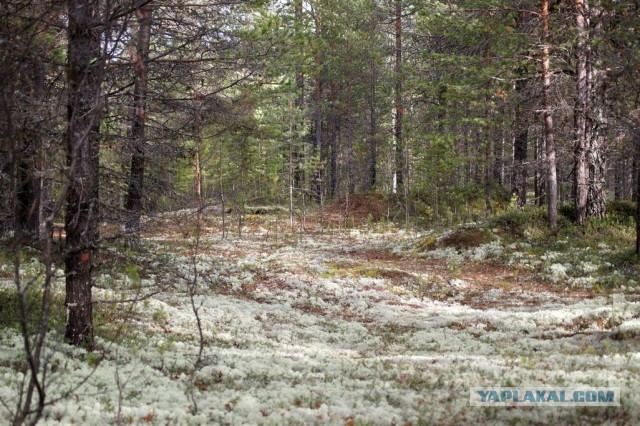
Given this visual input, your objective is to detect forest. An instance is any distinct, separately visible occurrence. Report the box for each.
[1,0,640,424]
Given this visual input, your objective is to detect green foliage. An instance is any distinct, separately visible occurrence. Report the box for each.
[606,200,636,222]
[558,204,577,222]
[0,288,66,335]
[491,207,551,239]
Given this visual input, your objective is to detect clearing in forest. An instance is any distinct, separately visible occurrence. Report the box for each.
[1,212,639,425]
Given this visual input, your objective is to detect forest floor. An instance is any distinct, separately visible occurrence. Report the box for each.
[2,205,640,425]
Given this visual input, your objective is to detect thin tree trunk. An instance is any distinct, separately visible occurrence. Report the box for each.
[124,2,152,245]
[482,43,493,215]
[328,82,338,199]
[289,108,295,228]
[512,10,532,209]
[484,130,494,215]
[542,0,558,227]
[513,68,529,209]
[367,33,378,191]
[65,0,102,350]
[194,93,204,229]
[293,0,304,189]
[313,12,323,204]
[393,0,403,193]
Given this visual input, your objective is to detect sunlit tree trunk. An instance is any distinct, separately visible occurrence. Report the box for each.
[585,0,607,219]
[574,0,590,225]
[542,0,558,227]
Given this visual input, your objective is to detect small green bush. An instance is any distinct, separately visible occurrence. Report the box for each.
[558,204,577,222]
[608,200,636,218]
[0,288,66,335]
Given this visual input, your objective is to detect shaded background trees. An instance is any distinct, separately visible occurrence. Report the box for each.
[1,1,640,423]
[1,0,640,345]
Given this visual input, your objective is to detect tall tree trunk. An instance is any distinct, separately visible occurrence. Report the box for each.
[636,139,640,254]
[288,99,295,228]
[512,9,533,209]
[366,33,378,191]
[347,115,355,194]
[393,0,403,194]
[328,82,338,199]
[194,92,204,228]
[313,12,323,204]
[65,0,102,350]
[574,0,590,225]
[482,43,493,215]
[513,68,529,209]
[586,0,607,219]
[542,0,558,227]
[13,32,46,239]
[328,116,338,198]
[124,2,152,245]
[293,0,304,190]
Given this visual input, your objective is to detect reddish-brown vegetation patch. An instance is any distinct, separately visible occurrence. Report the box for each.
[322,193,391,226]
[439,228,494,250]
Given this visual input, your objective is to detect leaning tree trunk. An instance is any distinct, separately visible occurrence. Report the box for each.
[542,0,558,227]
[124,2,153,246]
[65,0,102,350]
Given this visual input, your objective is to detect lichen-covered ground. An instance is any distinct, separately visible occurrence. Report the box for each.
[1,220,640,425]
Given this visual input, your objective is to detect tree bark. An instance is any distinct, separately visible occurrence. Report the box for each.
[636,139,640,254]
[124,2,153,246]
[65,0,102,350]
[542,0,558,227]
[328,82,338,199]
[194,92,204,229]
[313,10,323,204]
[511,8,531,209]
[513,68,529,209]
[574,0,590,225]
[393,0,403,194]
[366,25,378,191]
[293,0,304,190]
[585,0,607,219]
